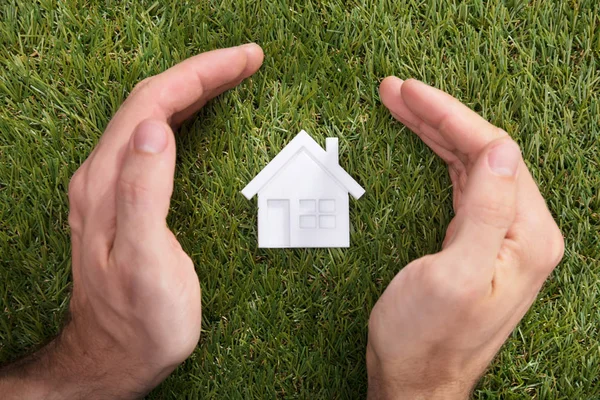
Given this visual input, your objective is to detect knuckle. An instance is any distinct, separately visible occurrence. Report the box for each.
[542,224,565,270]
[513,222,564,278]
[496,127,510,138]
[420,258,482,305]
[130,77,153,96]
[67,168,86,232]
[467,200,514,230]
[68,168,85,204]
[117,177,151,206]
[435,102,458,136]
[68,210,83,234]
[498,238,522,265]
[524,222,564,274]
[368,300,387,335]
[181,253,195,271]
[113,247,142,274]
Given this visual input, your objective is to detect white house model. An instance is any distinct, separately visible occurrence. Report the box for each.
[242,130,365,248]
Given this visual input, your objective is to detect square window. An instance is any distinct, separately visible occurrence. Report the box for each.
[319,215,336,229]
[319,199,335,213]
[299,199,316,213]
[299,215,317,229]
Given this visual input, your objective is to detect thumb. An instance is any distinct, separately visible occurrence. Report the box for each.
[447,138,522,265]
[115,119,176,245]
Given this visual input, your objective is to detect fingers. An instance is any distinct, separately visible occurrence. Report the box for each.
[380,76,562,276]
[114,119,176,248]
[400,79,505,156]
[99,43,264,151]
[143,43,264,123]
[445,139,521,269]
[379,77,458,163]
[380,77,506,162]
[80,44,264,237]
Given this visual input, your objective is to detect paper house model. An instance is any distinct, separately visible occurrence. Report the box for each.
[242,130,365,248]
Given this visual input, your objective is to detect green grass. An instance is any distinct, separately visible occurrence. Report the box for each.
[1,0,599,398]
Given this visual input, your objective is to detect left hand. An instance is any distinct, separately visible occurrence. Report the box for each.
[64,44,264,396]
[0,44,264,399]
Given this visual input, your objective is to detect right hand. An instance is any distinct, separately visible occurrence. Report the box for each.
[366,78,565,399]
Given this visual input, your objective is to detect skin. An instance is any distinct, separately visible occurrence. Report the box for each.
[367,77,564,399]
[0,46,564,399]
[0,44,265,399]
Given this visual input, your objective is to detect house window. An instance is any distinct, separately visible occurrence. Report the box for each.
[319,200,335,213]
[299,215,317,229]
[319,215,335,229]
[299,199,316,213]
[299,199,336,229]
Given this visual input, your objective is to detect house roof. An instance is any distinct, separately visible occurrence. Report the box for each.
[241,130,365,200]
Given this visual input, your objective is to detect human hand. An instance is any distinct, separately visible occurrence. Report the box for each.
[0,44,264,399]
[366,78,564,399]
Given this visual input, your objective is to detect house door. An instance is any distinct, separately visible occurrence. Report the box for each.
[265,199,290,247]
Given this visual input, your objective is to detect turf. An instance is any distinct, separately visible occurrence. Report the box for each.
[1,0,599,398]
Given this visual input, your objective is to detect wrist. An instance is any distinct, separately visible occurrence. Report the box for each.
[366,344,472,400]
[367,373,471,400]
[0,320,170,400]
[53,320,171,398]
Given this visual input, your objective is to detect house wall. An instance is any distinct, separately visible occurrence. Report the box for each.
[257,150,350,247]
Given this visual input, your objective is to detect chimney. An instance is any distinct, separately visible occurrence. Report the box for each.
[326,138,338,164]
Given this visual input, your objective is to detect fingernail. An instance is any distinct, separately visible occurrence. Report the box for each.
[133,121,168,154]
[239,42,258,54]
[488,141,521,177]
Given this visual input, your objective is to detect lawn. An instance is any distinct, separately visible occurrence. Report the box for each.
[1,0,599,398]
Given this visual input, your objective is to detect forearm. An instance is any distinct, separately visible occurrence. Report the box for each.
[0,333,85,399]
[0,338,59,399]
[0,324,152,400]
